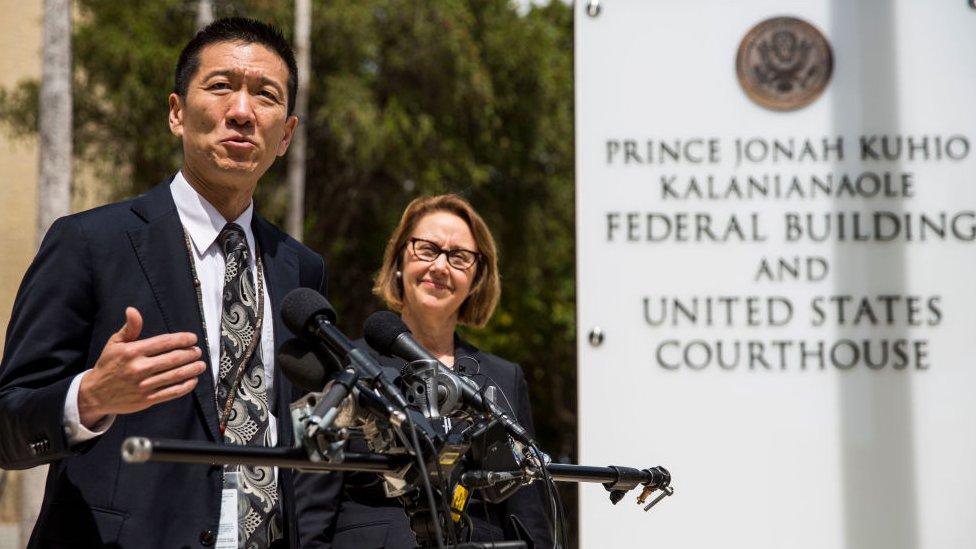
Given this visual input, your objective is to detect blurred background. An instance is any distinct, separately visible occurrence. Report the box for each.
[0,0,576,546]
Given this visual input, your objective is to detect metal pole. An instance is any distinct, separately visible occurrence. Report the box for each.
[122,437,407,473]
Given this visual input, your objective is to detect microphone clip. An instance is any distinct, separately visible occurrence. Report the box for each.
[400,358,464,418]
[289,391,352,464]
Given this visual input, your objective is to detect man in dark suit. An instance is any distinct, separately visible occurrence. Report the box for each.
[0,17,334,548]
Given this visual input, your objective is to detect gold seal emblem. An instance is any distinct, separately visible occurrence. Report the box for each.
[736,16,833,111]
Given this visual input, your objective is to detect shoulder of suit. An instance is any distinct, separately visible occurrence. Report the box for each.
[51,179,173,237]
[253,215,323,265]
[457,338,523,380]
[50,195,146,241]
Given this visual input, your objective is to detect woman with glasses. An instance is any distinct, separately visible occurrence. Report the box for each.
[319,194,553,548]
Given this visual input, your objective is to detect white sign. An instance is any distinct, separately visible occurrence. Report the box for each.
[575,1,976,548]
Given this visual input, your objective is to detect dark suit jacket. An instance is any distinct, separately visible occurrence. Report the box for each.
[0,182,334,548]
[303,337,554,549]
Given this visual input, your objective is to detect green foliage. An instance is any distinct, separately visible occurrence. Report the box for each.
[0,80,39,138]
[285,0,577,460]
[1,0,577,483]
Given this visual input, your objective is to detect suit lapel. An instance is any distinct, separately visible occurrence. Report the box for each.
[253,216,300,446]
[127,183,220,441]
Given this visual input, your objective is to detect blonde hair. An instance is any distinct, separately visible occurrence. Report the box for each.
[373,194,500,327]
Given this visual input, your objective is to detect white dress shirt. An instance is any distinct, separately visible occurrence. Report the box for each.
[63,172,277,445]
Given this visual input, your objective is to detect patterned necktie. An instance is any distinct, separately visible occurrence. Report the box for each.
[216,223,279,548]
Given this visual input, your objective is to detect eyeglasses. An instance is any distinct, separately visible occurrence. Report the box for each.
[407,237,481,270]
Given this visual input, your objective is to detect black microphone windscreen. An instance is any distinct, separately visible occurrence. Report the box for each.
[363,310,409,355]
[277,338,342,392]
[281,288,336,336]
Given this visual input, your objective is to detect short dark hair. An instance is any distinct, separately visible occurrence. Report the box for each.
[174,17,298,115]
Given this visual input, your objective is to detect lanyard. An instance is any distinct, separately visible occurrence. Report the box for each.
[182,229,266,435]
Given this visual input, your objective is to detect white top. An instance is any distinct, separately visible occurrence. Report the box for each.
[63,172,277,445]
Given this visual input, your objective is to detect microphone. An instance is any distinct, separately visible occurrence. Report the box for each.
[363,311,536,447]
[277,336,358,435]
[281,288,408,409]
[277,337,406,429]
[278,337,341,392]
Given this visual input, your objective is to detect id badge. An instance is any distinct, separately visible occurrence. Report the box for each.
[216,471,240,549]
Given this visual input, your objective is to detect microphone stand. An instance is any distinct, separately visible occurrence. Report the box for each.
[122,437,675,545]
[122,437,410,472]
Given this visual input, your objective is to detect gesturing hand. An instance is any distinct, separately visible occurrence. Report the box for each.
[78,307,207,429]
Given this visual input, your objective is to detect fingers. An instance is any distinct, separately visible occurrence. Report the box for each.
[146,376,199,406]
[88,313,208,417]
[138,346,204,376]
[129,331,198,357]
[140,360,207,392]
[109,307,196,355]
[110,307,144,344]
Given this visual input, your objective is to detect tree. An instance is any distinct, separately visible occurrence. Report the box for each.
[294,0,577,461]
[286,0,311,240]
[37,0,72,242]
[196,0,214,30]
[24,0,74,541]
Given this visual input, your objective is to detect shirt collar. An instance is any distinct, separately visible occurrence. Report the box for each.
[169,171,256,257]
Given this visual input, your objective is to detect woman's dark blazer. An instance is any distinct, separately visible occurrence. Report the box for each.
[302,336,554,548]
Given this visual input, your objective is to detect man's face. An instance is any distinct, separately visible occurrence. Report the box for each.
[168,40,297,191]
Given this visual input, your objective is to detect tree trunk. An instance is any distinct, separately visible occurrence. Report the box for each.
[25,0,72,541]
[286,0,310,241]
[36,0,72,244]
[195,0,213,31]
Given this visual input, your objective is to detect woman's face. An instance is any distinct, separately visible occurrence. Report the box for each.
[400,211,479,323]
